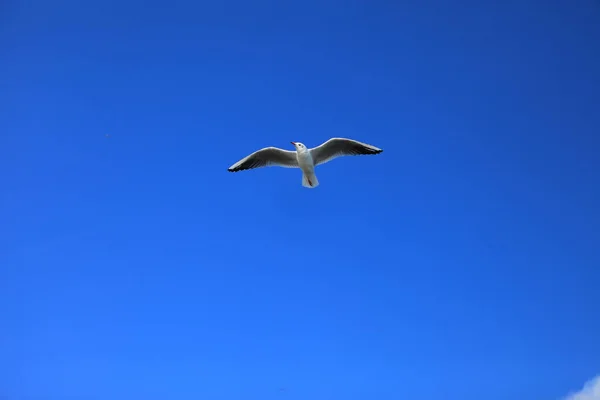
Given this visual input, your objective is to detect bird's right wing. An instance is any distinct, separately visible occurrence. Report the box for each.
[309,137,383,166]
[228,147,299,172]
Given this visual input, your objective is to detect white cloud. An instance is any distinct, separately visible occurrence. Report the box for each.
[564,376,600,400]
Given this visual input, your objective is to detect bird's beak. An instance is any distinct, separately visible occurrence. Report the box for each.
[290,141,296,146]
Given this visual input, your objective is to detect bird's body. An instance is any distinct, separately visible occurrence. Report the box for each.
[227,137,383,188]
[295,146,318,188]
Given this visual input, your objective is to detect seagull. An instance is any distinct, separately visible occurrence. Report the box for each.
[227,137,383,188]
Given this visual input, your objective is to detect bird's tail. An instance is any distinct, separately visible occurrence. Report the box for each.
[302,172,319,188]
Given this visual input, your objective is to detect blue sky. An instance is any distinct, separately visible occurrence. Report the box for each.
[2,0,599,399]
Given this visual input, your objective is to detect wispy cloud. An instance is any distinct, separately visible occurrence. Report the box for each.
[564,376,600,400]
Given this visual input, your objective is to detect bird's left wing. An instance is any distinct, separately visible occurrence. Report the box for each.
[309,138,383,166]
[228,147,299,172]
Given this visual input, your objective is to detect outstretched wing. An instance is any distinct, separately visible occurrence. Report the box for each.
[309,138,383,166]
[228,147,299,172]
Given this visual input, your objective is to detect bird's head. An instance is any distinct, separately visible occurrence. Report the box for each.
[291,141,306,151]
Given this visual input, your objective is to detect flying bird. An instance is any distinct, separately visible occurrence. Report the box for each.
[227,137,383,188]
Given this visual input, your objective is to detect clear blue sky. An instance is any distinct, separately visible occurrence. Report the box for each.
[2,1,599,399]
